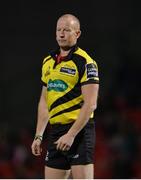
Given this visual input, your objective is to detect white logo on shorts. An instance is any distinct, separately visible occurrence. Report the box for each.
[45,151,49,161]
[72,154,79,159]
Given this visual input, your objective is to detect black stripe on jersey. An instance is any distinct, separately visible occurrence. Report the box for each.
[72,54,99,85]
[72,54,86,80]
[49,54,86,112]
[81,79,99,86]
[41,81,47,86]
[43,56,52,65]
[49,81,81,111]
[50,103,82,119]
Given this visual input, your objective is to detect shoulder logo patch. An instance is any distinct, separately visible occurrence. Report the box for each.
[60,67,76,76]
[86,63,98,79]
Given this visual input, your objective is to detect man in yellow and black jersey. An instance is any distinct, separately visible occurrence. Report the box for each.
[31,13,99,179]
[42,45,99,125]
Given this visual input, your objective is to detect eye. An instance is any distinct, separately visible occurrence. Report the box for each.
[64,29,71,32]
[57,28,61,31]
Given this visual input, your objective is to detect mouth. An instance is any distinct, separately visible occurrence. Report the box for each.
[58,39,66,42]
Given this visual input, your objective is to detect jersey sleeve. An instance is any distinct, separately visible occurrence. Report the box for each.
[41,66,47,86]
[41,56,50,86]
[80,59,99,85]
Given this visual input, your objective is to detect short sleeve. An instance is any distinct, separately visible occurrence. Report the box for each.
[41,65,47,86]
[41,56,50,86]
[80,59,99,85]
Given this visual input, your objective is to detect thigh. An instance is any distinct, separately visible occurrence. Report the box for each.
[68,122,95,166]
[71,164,94,179]
[45,166,70,179]
[45,124,71,170]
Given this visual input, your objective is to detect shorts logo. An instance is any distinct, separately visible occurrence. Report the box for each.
[47,79,68,92]
[60,67,76,76]
[72,154,79,159]
[86,63,98,79]
[45,151,49,161]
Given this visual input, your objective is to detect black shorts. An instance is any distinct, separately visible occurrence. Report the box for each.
[45,121,95,170]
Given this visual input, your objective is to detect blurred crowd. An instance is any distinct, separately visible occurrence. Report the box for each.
[0,98,140,178]
[0,0,140,178]
[0,125,44,178]
[95,104,141,178]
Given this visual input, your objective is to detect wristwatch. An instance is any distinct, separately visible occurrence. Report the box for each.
[34,135,43,141]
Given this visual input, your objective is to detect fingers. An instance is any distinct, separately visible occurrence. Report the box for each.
[31,141,42,156]
[54,140,70,151]
[57,141,64,150]
[62,144,70,151]
[32,145,41,156]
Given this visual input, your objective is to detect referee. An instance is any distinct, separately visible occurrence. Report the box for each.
[31,14,99,179]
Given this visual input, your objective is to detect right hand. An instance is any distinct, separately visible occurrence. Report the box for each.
[31,139,42,156]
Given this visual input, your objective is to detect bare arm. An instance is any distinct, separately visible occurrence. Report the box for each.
[35,86,49,136]
[67,83,99,137]
[55,83,99,151]
[31,86,49,156]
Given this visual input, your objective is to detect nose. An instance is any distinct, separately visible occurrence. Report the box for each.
[59,30,65,37]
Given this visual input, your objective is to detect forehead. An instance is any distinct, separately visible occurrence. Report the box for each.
[57,17,75,28]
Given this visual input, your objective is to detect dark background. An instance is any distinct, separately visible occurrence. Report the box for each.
[0,0,141,178]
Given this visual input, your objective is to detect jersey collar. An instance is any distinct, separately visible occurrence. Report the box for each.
[50,44,78,61]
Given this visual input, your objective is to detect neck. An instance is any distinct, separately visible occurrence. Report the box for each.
[60,48,71,57]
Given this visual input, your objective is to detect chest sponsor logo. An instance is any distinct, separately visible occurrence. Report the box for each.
[86,63,98,79]
[47,79,68,92]
[60,67,76,75]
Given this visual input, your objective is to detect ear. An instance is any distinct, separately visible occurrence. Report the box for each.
[76,30,81,39]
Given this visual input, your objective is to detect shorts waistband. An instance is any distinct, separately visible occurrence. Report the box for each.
[49,122,74,127]
[49,118,94,127]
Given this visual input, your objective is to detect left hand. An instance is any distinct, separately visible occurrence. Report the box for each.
[54,133,75,151]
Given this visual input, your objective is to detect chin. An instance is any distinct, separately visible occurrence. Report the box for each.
[58,44,70,50]
[60,46,71,51]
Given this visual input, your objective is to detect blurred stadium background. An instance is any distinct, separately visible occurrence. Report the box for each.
[0,0,141,178]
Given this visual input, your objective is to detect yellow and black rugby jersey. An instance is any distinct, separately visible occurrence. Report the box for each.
[41,45,99,124]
